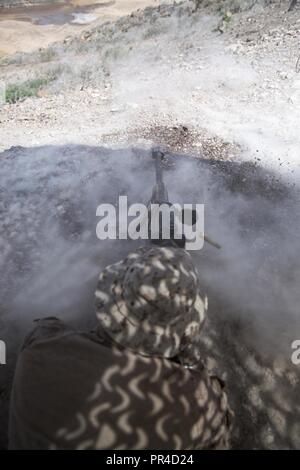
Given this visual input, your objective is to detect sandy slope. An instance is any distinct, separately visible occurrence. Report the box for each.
[0,0,161,56]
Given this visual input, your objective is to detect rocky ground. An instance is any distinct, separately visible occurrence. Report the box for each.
[0,0,300,450]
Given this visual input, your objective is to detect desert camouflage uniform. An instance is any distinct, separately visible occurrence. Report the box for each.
[9,247,232,449]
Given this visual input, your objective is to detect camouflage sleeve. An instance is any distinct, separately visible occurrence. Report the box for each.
[191,371,233,450]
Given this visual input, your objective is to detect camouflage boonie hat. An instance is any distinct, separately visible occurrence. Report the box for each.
[95,246,207,358]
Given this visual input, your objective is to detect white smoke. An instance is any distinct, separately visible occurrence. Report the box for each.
[0,144,299,361]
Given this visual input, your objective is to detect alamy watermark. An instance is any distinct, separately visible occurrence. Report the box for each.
[0,340,6,365]
[291,340,300,365]
[96,196,205,251]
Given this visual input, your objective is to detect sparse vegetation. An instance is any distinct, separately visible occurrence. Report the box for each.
[38,48,58,63]
[222,10,233,22]
[5,73,57,104]
[215,9,233,32]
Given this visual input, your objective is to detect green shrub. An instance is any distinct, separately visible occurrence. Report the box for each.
[5,75,55,104]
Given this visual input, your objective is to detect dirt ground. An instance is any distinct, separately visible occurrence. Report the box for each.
[0,0,300,450]
[0,0,161,56]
